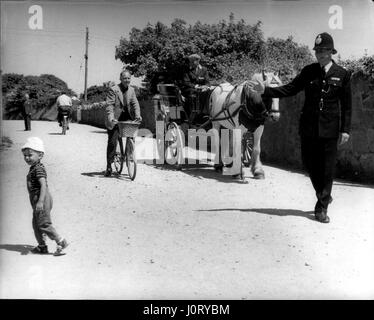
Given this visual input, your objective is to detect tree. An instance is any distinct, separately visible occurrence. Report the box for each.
[114,14,315,93]
[115,14,267,91]
[2,73,75,120]
[264,36,314,81]
[83,82,113,103]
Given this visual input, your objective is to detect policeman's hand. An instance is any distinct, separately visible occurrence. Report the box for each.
[134,118,142,124]
[339,132,350,145]
[247,79,265,94]
[269,110,280,122]
[112,119,118,124]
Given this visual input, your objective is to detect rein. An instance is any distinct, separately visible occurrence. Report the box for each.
[209,82,247,126]
[197,81,275,130]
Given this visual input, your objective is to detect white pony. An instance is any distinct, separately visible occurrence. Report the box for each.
[209,72,282,179]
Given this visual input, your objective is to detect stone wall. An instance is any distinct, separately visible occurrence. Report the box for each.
[75,72,374,182]
[76,97,158,132]
[260,71,374,183]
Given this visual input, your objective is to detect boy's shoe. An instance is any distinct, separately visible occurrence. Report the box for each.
[53,238,69,256]
[58,238,69,249]
[30,245,49,254]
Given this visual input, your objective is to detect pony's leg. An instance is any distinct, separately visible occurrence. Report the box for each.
[212,122,223,172]
[251,125,265,179]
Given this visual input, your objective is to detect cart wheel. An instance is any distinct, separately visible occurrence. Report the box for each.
[242,133,253,168]
[165,122,184,166]
[113,137,124,174]
[125,138,137,180]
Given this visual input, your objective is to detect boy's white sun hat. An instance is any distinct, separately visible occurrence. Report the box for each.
[22,137,45,153]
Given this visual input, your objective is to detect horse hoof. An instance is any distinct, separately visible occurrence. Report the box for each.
[252,167,265,179]
[253,173,265,179]
[214,164,223,173]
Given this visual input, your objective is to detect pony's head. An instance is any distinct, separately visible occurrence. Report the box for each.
[251,71,282,111]
[241,71,282,121]
[238,71,282,130]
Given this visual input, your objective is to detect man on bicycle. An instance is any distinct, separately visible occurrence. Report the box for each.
[56,90,73,129]
[104,69,142,177]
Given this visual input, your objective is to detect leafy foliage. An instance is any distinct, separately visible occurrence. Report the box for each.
[338,55,374,79]
[83,81,114,103]
[115,14,314,93]
[2,73,75,120]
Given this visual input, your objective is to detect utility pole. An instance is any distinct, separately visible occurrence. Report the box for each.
[84,27,89,102]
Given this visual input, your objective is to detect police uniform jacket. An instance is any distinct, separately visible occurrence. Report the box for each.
[263,62,352,138]
[105,83,142,130]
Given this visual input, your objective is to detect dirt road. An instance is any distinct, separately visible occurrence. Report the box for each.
[1,120,373,299]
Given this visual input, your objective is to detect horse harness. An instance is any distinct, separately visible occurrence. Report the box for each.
[208,82,268,127]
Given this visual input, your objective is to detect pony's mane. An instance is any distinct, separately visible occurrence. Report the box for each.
[241,81,263,106]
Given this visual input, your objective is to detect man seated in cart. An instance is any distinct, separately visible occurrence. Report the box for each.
[180,54,211,123]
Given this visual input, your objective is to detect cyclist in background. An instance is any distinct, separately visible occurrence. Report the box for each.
[56,91,73,129]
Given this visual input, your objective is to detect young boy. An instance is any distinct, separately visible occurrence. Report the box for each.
[21,137,69,256]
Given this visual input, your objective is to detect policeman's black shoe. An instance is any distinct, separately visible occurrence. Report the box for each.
[30,245,49,254]
[315,210,330,223]
[104,168,112,177]
[329,196,333,204]
[59,123,62,127]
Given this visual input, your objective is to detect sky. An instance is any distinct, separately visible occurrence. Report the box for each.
[1,0,374,95]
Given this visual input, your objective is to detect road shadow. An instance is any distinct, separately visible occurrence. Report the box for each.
[81,171,133,181]
[48,132,64,135]
[197,208,316,221]
[334,180,374,189]
[90,130,107,134]
[147,160,252,184]
[0,244,35,255]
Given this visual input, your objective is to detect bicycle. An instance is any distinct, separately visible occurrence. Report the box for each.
[61,111,69,135]
[113,120,140,180]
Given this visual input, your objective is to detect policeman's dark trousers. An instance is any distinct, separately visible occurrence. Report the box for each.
[30,191,61,246]
[301,136,338,212]
[23,114,31,131]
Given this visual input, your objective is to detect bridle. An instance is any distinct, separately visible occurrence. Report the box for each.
[207,82,248,127]
[199,73,281,130]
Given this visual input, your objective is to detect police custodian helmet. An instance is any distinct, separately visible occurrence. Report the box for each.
[313,32,337,54]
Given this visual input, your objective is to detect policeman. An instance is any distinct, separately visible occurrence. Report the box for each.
[248,32,352,223]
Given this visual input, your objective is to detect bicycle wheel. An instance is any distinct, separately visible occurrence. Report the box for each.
[62,116,67,135]
[125,138,137,180]
[113,137,124,174]
[165,122,184,166]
